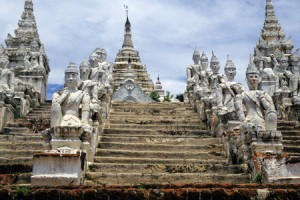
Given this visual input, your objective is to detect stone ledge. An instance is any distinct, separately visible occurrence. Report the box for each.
[0,183,299,199]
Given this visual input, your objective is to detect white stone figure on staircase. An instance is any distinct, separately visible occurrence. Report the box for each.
[206,52,226,135]
[186,49,201,86]
[51,62,91,130]
[89,48,113,118]
[0,53,14,94]
[273,55,294,119]
[186,49,202,108]
[217,55,240,123]
[235,55,277,132]
[79,59,102,123]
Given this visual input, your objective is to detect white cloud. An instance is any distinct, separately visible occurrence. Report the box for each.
[0,0,299,96]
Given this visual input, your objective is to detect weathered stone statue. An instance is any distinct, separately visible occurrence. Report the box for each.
[89,48,113,101]
[195,52,209,94]
[33,63,91,187]
[89,48,113,118]
[186,49,202,108]
[235,57,277,132]
[79,60,102,122]
[51,62,91,129]
[0,53,14,94]
[273,55,294,119]
[217,55,239,121]
[234,56,282,180]
[186,49,201,83]
[206,52,226,135]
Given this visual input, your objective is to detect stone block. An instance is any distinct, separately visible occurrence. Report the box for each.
[262,156,300,184]
[31,149,86,186]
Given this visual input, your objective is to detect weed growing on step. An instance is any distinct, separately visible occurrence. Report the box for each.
[137,185,146,190]
[255,173,262,184]
[13,186,30,199]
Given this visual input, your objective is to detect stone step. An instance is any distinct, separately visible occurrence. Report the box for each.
[283,146,300,153]
[14,173,32,185]
[0,142,43,150]
[0,135,42,142]
[103,128,210,137]
[104,124,202,130]
[26,108,51,114]
[85,172,250,185]
[94,156,227,165]
[5,121,30,128]
[277,120,298,127]
[281,130,300,137]
[0,150,39,159]
[0,164,32,174]
[98,142,223,152]
[108,115,200,124]
[111,102,188,107]
[282,136,300,140]
[109,108,195,113]
[109,111,195,116]
[106,121,201,127]
[95,149,224,160]
[2,127,31,135]
[0,157,33,165]
[88,163,244,174]
[282,140,300,146]
[100,135,220,145]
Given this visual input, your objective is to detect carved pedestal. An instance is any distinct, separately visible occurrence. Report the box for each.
[240,128,285,182]
[261,156,300,184]
[51,126,84,150]
[219,121,240,164]
[31,148,86,186]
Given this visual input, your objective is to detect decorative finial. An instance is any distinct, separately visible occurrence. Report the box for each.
[124,4,128,17]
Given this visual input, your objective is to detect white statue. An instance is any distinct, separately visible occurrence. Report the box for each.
[235,56,277,132]
[217,55,240,121]
[79,60,102,121]
[51,62,91,129]
[272,55,295,119]
[0,53,14,94]
[186,49,201,84]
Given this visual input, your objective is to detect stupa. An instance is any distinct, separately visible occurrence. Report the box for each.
[112,11,154,94]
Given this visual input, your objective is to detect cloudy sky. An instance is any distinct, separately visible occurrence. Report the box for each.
[0,0,299,97]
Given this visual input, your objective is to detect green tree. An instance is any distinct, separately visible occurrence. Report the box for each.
[176,93,184,102]
[150,91,160,102]
[164,91,173,102]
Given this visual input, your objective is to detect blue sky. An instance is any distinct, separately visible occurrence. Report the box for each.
[0,0,299,96]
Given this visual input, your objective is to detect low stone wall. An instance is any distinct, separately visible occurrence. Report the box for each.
[0,183,299,199]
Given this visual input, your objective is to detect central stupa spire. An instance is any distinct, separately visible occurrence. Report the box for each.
[261,0,285,42]
[122,6,134,48]
[254,0,294,58]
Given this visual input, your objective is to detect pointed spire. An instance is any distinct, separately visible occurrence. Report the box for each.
[261,0,285,42]
[122,7,134,48]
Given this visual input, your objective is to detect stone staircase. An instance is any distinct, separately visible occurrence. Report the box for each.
[278,120,300,157]
[85,102,250,186]
[0,101,51,185]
